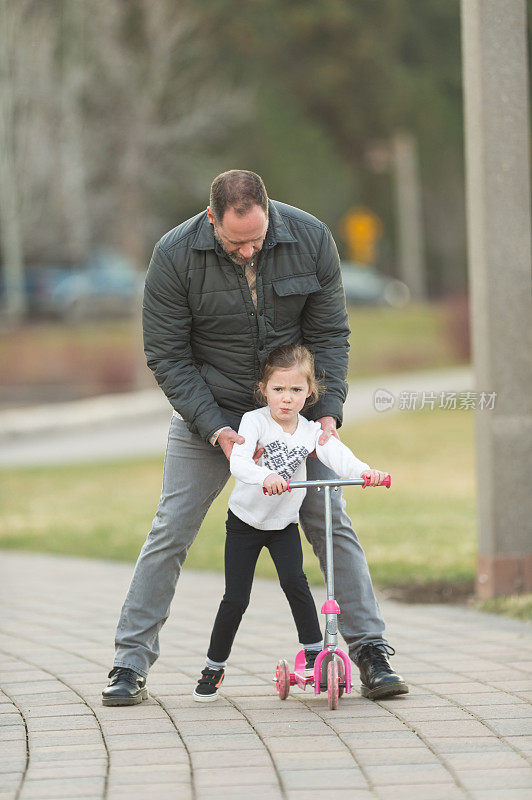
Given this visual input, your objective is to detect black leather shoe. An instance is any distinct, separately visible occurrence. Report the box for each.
[102,667,148,706]
[357,644,409,700]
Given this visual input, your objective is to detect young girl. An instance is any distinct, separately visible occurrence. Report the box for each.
[193,343,388,701]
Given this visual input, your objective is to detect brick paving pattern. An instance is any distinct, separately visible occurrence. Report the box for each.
[0,551,530,800]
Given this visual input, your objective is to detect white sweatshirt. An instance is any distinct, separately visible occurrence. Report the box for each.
[229,406,370,530]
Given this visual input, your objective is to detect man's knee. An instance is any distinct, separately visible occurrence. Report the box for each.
[150,478,220,546]
[301,490,358,543]
[148,508,198,554]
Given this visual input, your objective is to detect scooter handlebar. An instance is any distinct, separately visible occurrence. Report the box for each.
[262,474,391,493]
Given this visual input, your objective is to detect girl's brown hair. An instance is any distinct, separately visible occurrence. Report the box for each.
[256,343,325,407]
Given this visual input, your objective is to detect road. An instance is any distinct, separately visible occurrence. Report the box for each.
[0,367,472,468]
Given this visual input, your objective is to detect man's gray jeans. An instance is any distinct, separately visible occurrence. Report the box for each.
[114,417,387,677]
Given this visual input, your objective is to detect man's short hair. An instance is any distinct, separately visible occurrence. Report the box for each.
[210,170,268,223]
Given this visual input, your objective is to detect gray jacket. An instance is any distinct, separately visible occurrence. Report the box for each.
[143,199,350,442]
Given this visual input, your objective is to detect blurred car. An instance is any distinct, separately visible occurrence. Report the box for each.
[341,261,410,308]
[24,249,143,321]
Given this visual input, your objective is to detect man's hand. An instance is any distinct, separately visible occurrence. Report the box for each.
[218,428,244,460]
[263,473,288,495]
[218,429,264,462]
[316,416,340,446]
[361,469,389,487]
[253,446,265,463]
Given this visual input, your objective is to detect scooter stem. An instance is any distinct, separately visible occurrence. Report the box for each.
[278,477,391,649]
[323,485,338,649]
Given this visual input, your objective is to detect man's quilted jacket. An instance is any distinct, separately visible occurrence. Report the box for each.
[143,199,350,442]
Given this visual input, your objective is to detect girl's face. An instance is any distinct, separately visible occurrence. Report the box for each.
[260,366,311,431]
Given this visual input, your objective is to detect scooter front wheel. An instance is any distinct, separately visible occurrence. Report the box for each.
[276,659,290,700]
[327,659,339,710]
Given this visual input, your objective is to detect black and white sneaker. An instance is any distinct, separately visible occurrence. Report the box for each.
[304,649,320,677]
[193,667,225,702]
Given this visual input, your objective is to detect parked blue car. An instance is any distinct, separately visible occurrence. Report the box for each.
[22,250,143,320]
[340,261,410,307]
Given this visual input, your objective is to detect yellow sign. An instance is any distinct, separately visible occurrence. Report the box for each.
[339,206,383,265]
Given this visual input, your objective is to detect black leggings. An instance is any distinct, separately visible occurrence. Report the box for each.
[207,509,322,664]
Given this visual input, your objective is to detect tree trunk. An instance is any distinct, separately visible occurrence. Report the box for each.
[0,0,27,321]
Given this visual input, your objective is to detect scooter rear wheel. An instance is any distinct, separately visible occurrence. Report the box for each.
[276,659,290,700]
[327,659,339,710]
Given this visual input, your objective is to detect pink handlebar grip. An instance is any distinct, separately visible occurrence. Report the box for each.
[363,474,391,488]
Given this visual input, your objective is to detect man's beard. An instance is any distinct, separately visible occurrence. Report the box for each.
[213,228,260,269]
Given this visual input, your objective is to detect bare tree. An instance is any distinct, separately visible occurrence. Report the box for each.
[0,2,65,319]
[0,0,30,321]
[84,0,248,266]
[76,0,249,387]
[59,0,90,260]
[0,0,248,324]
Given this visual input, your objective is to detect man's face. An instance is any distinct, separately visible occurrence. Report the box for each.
[207,205,268,268]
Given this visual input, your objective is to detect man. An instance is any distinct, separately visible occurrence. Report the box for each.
[102,170,408,706]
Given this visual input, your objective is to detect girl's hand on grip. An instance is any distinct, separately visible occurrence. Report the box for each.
[361,469,389,487]
[263,473,288,495]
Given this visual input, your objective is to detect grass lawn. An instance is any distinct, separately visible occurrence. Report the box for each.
[474,595,532,622]
[1,408,479,604]
[346,302,467,380]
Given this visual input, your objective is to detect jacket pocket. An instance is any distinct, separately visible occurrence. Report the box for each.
[272,273,321,329]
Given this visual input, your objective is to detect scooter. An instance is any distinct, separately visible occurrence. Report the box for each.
[273,474,391,710]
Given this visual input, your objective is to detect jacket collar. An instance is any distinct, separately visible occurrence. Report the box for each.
[264,201,297,248]
[191,199,297,251]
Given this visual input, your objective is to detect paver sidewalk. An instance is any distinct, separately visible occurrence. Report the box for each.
[0,551,530,800]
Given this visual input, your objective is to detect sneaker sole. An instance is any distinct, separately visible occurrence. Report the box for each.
[360,682,409,701]
[193,690,220,703]
[102,688,149,707]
